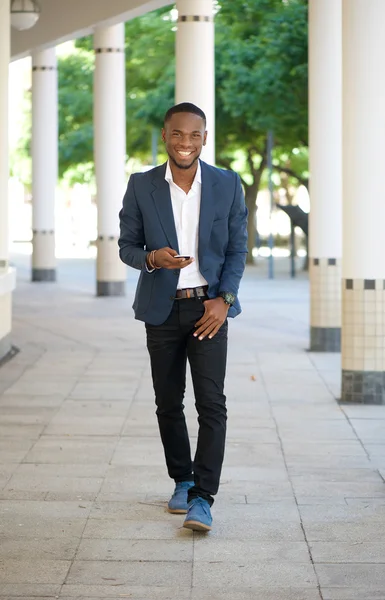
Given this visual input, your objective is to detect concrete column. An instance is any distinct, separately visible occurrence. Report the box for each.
[341,0,385,404]
[94,24,126,296]
[0,0,16,361]
[176,0,215,165]
[31,48,58,282]
[308,0,342,352]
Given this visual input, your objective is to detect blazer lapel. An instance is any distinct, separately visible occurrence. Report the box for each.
[151,164,180,253]
[198,161,217,261]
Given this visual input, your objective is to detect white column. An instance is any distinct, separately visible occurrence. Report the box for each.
[341,0,385,404]
[94,24,126,296]
[0,0,16,360]
[31,48,58,281]
[308,0,342,352]
[176,0,215,165]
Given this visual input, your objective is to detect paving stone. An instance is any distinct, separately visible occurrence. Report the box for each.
[316,564,385,589]
[282,442,367,457]
[4,380,76,396]
[221,466,289,482]
[292,482,385,499]
[0,439,34,463]
[24,436,118,464]
[0,559,70,583]
[321,589,385,600]
[310,542,385,563]
[289,468,381,483]
[0,394,65,407]
[305,522,385,542]
[89,500,175,521]
[190,590,321,600]
[110,437,167,466]
[44,416,126,436]
[0,537,78,560]
[3,470,103,499]
[76,538,193,561]
[0,583,61,597]
[0,500,91,538]
[214,502,300,522]
[192,562,317,588]
[83,518,191,540]
[300,504,385,523]
[193,539,309,562]
[66,560,192,586]
[60,585,191,599]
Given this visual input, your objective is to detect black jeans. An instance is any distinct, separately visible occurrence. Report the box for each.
[145,297,228,506]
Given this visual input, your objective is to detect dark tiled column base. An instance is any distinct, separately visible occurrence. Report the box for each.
[32,268,56,282]
[310,326,341,352]
[97,281,126,297]
[341,370,385,405]
[0,333,11,363]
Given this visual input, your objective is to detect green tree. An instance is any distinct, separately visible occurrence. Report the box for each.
[16,0,309,263]
[215,0,308,260]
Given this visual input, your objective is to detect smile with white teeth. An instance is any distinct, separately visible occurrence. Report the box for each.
[178,151,193,157]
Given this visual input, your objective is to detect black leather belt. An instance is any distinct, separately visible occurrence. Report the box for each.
[174,286,208,300]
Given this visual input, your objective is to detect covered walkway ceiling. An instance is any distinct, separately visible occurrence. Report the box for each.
[11,0,172,61]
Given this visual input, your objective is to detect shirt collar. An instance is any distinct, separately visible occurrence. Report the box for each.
[165,160,202,187]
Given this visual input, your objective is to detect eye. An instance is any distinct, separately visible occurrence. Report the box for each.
[172,132,181,137]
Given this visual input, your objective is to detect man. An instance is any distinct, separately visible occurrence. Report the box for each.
[118,102,247,532]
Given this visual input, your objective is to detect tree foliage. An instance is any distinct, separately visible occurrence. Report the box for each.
[16,0,309,260]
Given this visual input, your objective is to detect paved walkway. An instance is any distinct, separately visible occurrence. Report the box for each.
[1,252,385,600]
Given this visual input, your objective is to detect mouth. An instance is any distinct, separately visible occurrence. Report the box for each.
[177,151,194,158]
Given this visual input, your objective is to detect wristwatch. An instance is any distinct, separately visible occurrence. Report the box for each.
[219,291,236,306]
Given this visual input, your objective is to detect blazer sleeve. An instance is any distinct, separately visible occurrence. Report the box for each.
[118,174,148,271]
[219,173,248,295]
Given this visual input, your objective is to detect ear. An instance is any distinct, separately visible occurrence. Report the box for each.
[203,131,208,146]
[161,128,166,143]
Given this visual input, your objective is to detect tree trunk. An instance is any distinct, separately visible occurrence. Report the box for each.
[245,183,260,264]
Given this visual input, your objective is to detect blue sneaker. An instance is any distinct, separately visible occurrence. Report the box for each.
[167,481,194,514]
[183,497,212,532]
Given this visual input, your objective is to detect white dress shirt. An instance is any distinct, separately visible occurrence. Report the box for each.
[164,160,208,290]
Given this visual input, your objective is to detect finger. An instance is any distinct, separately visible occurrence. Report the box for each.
[165,248,178,256]
[207,324,221,340]
[195,310,212,328]
[194,319,217,338]
[180,258,194,269]
[195,322,218,341]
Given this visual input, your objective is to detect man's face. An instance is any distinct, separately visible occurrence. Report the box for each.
[162,112,207,170]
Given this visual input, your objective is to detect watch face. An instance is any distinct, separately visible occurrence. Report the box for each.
[221,292,236,306]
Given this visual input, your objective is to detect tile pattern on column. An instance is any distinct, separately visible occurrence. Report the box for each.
[32,231,56,281]
[341,278,385,404]
[310,258,341,351]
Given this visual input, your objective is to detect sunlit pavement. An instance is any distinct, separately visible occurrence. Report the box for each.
[0,251,384,600]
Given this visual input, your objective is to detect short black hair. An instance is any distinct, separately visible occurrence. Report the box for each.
[164,102,206,127]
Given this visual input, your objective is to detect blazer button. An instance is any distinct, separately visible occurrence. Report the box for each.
[173,270,179,275]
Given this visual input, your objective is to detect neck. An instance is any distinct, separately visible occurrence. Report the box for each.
[169,159,199,186]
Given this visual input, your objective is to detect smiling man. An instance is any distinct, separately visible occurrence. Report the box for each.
[118,102,248,532]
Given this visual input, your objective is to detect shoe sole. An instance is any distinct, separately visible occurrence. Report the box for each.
[183,519,212,532]
[167,507,188,514]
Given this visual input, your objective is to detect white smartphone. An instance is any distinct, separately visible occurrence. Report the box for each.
[174,255,191,260]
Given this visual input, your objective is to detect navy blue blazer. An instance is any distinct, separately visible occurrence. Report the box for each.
[118,160,248,325]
